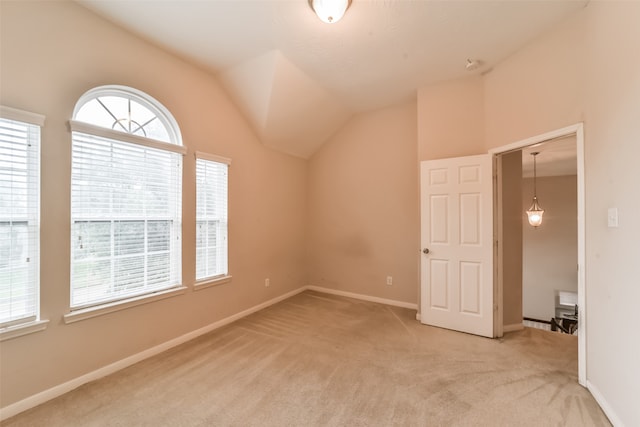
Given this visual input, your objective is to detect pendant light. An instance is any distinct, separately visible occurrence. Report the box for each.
[309,0,351,24]
[526,152,544,227]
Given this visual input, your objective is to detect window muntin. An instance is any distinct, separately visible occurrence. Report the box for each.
[73,86,181,146]
[195,154,229,282]
[0,108,42,327]
[70,87,182,310]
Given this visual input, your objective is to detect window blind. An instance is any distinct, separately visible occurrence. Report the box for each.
[195,155,228,281]
[0,116,40,327]
[70,132,182,309]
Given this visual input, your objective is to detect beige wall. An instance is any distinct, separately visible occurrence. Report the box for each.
[500,151,523,327]
[0,1,307,407]
[307,102,419,304]
[483,4,640,425]
[417,76,485,161]
[522,175,577,321]
[483,10,586,149]
[582,3,640,425]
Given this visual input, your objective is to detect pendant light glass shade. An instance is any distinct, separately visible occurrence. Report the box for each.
[527,196,544,227]
[526,152,544,227]
[310,0,351,24]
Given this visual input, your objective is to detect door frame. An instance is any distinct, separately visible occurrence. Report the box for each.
[488,123,586,387]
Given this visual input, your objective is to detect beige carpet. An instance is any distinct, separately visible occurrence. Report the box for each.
[2,291,610,426]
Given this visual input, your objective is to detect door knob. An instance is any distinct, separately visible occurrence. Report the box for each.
[423,248,430,254]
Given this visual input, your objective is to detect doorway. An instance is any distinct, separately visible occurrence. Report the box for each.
[522,138,578,333]
[490,123,586,386]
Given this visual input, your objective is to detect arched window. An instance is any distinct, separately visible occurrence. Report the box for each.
[73,86,181,145]
[69,86,184,309]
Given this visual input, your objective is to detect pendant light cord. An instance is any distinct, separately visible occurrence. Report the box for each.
[532,152,539,197]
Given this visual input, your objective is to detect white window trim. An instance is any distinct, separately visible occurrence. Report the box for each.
[63,285,187,324]
[69,120,186,155]
[195,151,232,165]
[194,274,233,291]
[0,319,49,342]
[0,106,45,127]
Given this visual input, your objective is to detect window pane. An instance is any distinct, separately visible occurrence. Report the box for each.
[114,221,145,256]
[112,144,146,216]
[207,220,218,248]
[195,158,228,280]
[70,87,181,309]
[114,255,145,292]
[70,135,113,217]
[148,220,170,253]
[72,221,111,260]
[195,247,206,280]
[148,253,170,286]
[99,96,129,131]
[0,116,40,326]
[74,99,117,131]
[71,259,111,306]
[74,89,176,144]
[70,132,182,308]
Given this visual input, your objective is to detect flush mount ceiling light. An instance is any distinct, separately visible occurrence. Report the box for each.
[309,0,351,24]
[526,152,545,227]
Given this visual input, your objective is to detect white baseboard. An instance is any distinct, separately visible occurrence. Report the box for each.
[1,285,417,421]
[586,380,624,427]
[0,286,306,422]
[4,286,621,426]
[418,315,519,332]
[306,285,418,310]
[503,323,524,333]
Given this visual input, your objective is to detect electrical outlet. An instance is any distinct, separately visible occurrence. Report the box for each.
[386,276,393,286]
[265,278,270,287]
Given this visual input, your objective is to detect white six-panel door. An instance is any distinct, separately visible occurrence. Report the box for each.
[420,154,494,338]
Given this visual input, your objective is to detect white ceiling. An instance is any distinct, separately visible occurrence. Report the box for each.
[522,135,577,178]
[78,0,587,158]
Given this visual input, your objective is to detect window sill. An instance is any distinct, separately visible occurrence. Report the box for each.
[0,319,50,342]
[194,275,232,291]
[63,286,188,324]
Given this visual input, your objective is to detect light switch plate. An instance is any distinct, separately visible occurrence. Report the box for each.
[607,207,619,228]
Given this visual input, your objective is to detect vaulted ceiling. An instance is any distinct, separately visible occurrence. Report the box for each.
[78,0,587,158]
